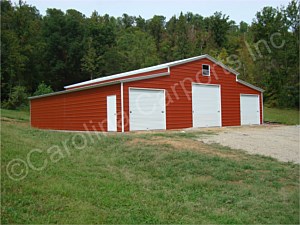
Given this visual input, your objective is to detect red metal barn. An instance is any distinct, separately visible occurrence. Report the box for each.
[30,55,264,132]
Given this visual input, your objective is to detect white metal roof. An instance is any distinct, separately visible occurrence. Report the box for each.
[64,54,240,89]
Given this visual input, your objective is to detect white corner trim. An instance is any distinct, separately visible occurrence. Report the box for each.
[261,92,264,124]
[121,82,124,132]
[219,85,222,127]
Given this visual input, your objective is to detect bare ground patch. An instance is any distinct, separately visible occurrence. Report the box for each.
[127,136,247,160]
[198,125,300,164]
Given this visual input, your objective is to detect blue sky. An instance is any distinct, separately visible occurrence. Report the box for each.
[15,0,289,23]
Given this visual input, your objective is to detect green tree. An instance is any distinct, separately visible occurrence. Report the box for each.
[206,12,233,48]
[1,0,43,100]
[120,13,134,28]
[86,12,117,77]
[41,8,86,90]
[81,38,101,80]
[135,16,146,31]
[251,3,299,108]
[147,15,166,51]
[116,29,159,71]
[2,86,28,110]
[33,82,53,96]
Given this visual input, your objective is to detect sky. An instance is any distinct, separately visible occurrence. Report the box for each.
[14,0,290,23]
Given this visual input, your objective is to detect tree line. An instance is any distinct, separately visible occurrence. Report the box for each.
[1,0,299,109]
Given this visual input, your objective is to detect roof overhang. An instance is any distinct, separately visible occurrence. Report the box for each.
[169,54,240,76]
[29,70,170,100]
[238,79,264,92]
[64,54,239,90]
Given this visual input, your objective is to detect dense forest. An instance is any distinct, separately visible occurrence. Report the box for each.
[1,0,299,109]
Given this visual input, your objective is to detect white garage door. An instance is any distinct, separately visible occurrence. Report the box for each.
[192,84,221,127]
[129,88,166,131]
[240,94,260,125]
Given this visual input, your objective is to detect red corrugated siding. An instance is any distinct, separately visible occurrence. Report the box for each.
[123,58,262,131]
[31,84,121,131]
[65,68,168,90]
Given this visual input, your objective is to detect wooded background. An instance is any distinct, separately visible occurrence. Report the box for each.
[1,0,299,109]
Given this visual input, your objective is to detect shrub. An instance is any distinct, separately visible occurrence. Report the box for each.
[2,86,28,110]
[33,82,53,96]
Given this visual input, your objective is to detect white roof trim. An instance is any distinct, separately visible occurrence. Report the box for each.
[238,79,264,92]
[64,63,170,89]
[64,54,239,89]
[29,71,170,100]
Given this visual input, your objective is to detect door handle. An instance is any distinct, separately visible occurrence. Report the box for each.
[130,111,132,113]
[161,111,164,113]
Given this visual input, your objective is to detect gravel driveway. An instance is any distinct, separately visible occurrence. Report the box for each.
[199,125,300,164]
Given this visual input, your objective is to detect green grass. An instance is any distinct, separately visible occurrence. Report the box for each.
[1,109,30,121]
[264,107,300,125]
[1,109,299,224]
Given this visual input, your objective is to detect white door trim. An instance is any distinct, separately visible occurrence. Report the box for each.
[128,87,166,131]
[192,83,222,127]
[240,94,260,125]
[192,82,220,86]
[107,95,117,131]
[240,94,259,96]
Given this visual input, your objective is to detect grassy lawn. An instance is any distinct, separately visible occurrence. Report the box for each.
[264,107,299,125]
[1,109,30,121]
[1,109,299,224]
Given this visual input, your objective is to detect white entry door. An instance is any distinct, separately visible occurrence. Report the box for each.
[107,95,117,131]
[192,84,221,127]
[240,94,260,125]
[129,88,166,131]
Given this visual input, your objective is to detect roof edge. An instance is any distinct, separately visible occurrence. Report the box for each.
[29,80,119,100]
[64,65,170,89]
[29,71,170,100]
[238,79,264,92]
[205,54,240,76]
[169,54,240,76]
[64,54,239,89]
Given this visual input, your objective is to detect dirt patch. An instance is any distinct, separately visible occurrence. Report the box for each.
[127,136,245,160]
[199,125,300,164]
